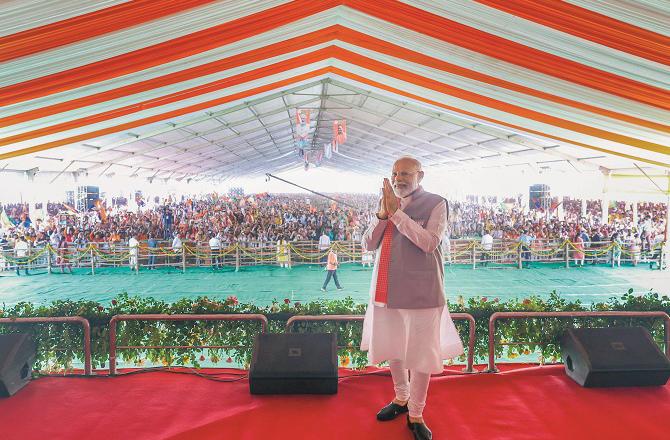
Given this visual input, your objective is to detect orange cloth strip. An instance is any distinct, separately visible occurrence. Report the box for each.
[2,26,666,135]
[329,67,670,168]
[0,0,338,106]
[3,46,665,157]
[2,64,667,169]
[1,0,667,113]
[343,0,670,110]
[475,0,670,66]
[0,0,217,63]
[0,68,331,161]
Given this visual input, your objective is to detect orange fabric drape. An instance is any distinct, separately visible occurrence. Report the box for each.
[0,27,340,128]
[342,0,670,110]
[0,0,338,106]
[0,48,334,149]
[0,0,217,63]
[329,67,670,168]
[336,28,669,134]
[2,0,667,113]
[2,27,667,138]
[3,46,666,158]
[0,67,331,161]
[330,48,670,155]
[475,0,670,66]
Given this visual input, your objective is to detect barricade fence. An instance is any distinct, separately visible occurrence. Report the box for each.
[1,239,664,273]
[3,311,668,376]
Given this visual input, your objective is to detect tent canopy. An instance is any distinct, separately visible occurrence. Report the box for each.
[0,0,668,183]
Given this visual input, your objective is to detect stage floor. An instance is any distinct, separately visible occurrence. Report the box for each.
[1,364,668,439]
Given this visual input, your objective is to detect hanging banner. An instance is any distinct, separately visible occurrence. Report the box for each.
[333,120,347,143]
[332,120,347,152]
[295,109,311,150]
[324,142,332,159]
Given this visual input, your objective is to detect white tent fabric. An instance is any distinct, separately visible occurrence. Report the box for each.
[0,0,667,182]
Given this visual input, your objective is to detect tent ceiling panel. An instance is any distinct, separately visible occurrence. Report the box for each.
[0,1,667,182]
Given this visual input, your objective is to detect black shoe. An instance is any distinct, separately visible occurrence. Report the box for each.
[376,402,408,421]
[407,416,432,440]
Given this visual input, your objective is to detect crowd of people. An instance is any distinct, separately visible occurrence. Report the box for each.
[0,193,377,257]
[451,198,666,252]
[1,193,666,272]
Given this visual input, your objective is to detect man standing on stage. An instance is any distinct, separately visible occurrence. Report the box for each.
[360,157,463,440]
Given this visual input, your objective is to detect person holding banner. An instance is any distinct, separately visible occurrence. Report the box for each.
[360,157,463,440]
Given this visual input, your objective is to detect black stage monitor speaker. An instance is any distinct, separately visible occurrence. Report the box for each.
[249,333,337,395]
[561,327,670,388]
[0,334,37,397]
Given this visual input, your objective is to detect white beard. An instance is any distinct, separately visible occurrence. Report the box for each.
[393,185,414,198]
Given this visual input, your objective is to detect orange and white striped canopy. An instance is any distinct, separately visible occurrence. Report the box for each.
[0,0,668,181]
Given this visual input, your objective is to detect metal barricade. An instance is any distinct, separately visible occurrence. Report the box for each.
[285,313,477,373]
[487,311,670,372]
[0,316,92,375]
[108,313,268,375]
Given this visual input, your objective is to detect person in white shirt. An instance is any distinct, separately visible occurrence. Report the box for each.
[318,230,331,265]
[209,233,221,269]
[14,235,30,275]
[128,233,139,271]
[480,230,493,267]
[172,233,183,267]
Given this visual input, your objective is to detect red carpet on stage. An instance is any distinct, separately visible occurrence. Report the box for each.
[1,365,668,439]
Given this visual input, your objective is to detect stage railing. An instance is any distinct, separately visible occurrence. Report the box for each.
[487,311,670,372]
[284,313,478,373]
[0,316,92,375]
[108,314,269,375]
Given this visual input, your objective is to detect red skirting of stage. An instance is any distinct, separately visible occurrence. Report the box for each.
[1,365,668,440]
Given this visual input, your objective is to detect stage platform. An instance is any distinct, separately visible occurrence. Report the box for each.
[1,364,668,439]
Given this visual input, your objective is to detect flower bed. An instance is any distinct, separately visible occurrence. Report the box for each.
[0,290,667,371]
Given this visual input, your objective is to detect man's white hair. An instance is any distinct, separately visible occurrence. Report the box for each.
[394,156,422,171]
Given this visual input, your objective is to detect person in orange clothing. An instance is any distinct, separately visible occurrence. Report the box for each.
[321,248,343,292]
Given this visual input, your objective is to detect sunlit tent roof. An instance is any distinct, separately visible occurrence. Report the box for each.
[0,0,668,183]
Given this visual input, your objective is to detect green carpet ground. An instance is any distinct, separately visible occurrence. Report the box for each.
[1,262,667,306]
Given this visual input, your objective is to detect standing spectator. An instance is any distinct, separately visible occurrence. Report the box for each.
[518,230,533,268]
[0,233,8,271]
[14,235,30,275]
[147,233,157,270]
[442,232,452,265]
[629,233,641,266]
[276,235,290,269]
[480,229,493,267]
[172,232,183,267]
[128,232,139,271]
[58,235,73,274]
[209,233,221,269]
[572,232,585,267]
[321,248,343,292]
[318,229,331,264]
[610,232,622,267]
